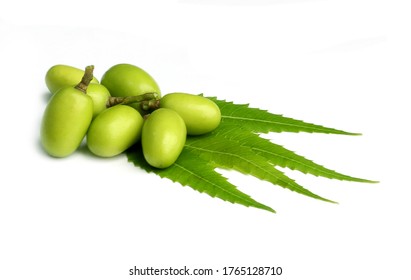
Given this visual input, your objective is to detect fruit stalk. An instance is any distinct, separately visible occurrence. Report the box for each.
[74,65,95,93]
[141,98,160,111]
[106,92,160,108]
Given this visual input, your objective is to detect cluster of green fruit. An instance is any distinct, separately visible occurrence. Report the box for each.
[40,64,221,169]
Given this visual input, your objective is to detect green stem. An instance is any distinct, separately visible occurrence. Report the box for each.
[74,65,94,94]
[106,92,160,108]
[140,98,160,111]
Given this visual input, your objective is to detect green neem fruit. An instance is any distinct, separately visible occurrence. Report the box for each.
[86,83,111,118]
[45,64,99,94]
[100,63,161,98]
[41,88,93,157]
[41,66,95,157]
[142,108,186,169]
[87,105,144,157]
[160,93,221,135]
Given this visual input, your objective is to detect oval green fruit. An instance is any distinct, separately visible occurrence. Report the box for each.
[87,105,144,157]
[41,87,93,157]
[160,93,221,135]
[100,63,161,98]
[45,64,99,94]
[142,108,186,169]
[86,83,111,118]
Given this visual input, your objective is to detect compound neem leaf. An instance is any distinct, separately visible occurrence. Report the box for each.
[125,95,376,213]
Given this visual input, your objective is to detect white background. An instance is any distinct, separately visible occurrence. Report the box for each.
[1,0,410,279]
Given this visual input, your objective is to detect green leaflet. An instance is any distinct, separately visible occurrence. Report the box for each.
[211,97,360,135]
[127,145,275,213]
[126,96,376,213]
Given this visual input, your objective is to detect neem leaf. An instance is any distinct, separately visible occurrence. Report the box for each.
[126,95,375,213]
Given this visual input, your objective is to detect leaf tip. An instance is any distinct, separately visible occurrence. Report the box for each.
[348,132,363,136]
[321,197,338,204]
[366,179,380,184]
[265,206,277,213]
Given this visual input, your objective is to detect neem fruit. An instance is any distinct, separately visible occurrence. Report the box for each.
[87,105,144,157]
[100,63,161,98]
[142,108,186,169]
[160,93,221,135]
